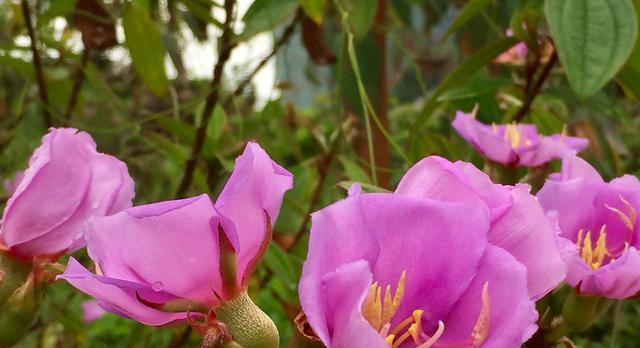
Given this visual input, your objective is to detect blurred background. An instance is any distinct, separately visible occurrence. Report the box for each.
[1,0,640,346]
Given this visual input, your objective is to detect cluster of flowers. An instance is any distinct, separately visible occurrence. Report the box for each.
[0,115,639,348]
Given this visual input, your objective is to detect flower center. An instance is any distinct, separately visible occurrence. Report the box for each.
[362,272,491,348]
[492,123,531,148]
[576,195,636,269]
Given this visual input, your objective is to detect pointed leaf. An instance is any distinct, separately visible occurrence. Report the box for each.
[122,2,169,96]
[546,0,638,98]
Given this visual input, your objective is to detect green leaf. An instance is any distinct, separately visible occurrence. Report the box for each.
[339,156,371,184]
[443,0,493,40]
[617,0,640,98]
[617,64,640,98]
[146,133,188,163]
[206,105,227,142]
[180,0,224,29]
[239,0,298,41]
[300,0,326,23]
[410,37,519,137]
[40,0,75,25]
[336,181,390,193]
[122,2,169,96]
[545,0,638,98]
[342,0,377,37]
[263,244,300,301]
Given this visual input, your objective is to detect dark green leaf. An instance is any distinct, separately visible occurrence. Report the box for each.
[443,0,493,40]
[40,0,75,25]
[300,0,326,23]
[545,0,638,98]
[122,2,169,96]
[339,156,371,184]
[239,0,298,41]
[206,106,227,142]
[342,0,377,37]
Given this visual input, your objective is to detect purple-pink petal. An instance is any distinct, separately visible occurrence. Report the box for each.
[488,186,566,299]
[438,245,538,347]
[396,156,566,300]
[85,194,234,306]
[215,142,293,281]
[59,258,188,326]
[311,261,387,348]
[452,111,517,165]
[81,300,107,323]
[452,111,588,167]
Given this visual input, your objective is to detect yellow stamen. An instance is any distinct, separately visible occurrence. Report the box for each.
[471,104,479,117]
[362,273,457,348]
[581,231,594,266]
[492,123,498,134]
[577,226,613,269]
[392,327,413,348]
[471,282,491,348]
[503,123,524,148]
[576,229,584,251]
[408,323,422,344]
[389,314,415,336]
[560,124,568,142]
[606,195,637,232]
[363,272,406,332]
[363,282,382,330]
[606,204,635,231]
[593,228,607,269]
[385,335,396,345]
[620,195,637,226]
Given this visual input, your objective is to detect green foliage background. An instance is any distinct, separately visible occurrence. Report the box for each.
[2,0,640,346]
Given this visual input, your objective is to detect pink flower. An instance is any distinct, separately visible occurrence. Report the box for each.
[300,190,537,348]
[0,128,134,258]
[452,110,588,167]
[59,142,293,326]
[538,154,640,299]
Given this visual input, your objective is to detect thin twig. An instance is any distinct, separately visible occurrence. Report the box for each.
[287,136,341,252]
[63,48,91,126]
[512,49,558,122]
[175,0,236,198]
[222,10,301,108]
[21,0,52,128]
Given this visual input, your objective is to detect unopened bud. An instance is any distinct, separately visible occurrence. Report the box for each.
[562,291,612,332]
